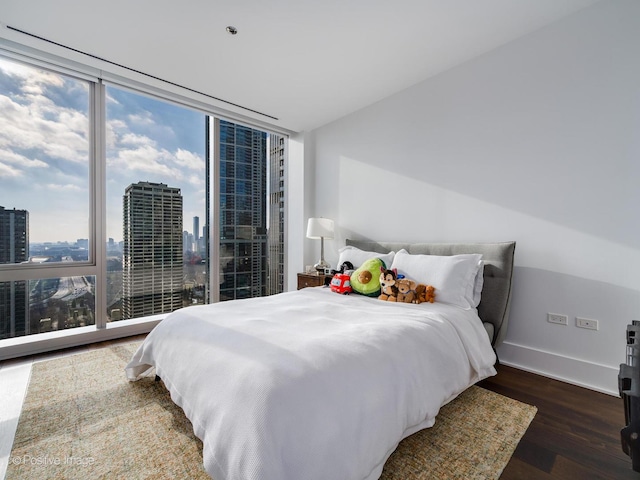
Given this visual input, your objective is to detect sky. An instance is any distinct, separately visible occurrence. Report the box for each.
[0,56,206,243]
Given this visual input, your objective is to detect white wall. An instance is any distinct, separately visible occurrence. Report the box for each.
[306,0,640,395]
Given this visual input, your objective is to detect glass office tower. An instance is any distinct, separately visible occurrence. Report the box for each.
[219,121,269,301]
[268,135,286,295]
[0,206,29,338]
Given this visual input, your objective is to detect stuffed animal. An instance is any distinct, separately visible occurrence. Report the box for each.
[337,261,355,275]
[378,267,398,301]
[414,284,436,304]
[396,278,417,303]
[350,258,386,297]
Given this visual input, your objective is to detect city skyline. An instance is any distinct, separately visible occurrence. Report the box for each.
[1,55,286,339]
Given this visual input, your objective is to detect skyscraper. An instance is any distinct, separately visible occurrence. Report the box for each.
[193,216,200,253]
[0,206,29,339]
[268,135,286,295]
[122,182,183,319]
[182,231,190,253]
[219,120,268,301]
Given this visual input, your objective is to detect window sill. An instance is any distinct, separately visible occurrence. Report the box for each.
[0,316,163,362]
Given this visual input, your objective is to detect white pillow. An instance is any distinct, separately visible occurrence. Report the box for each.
[453,256,484,308]
[390,249,483,309]
[471,261,484,307]
[337,246,395,269]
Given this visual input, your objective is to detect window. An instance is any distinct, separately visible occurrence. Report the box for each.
[0,58,91,265]
[0,53,287,344]
[105,86,206,321]
[0,57,94,339]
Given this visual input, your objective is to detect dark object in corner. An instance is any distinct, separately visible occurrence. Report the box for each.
[331,261,354,276]
[619,320,640,472]
[155,375,161,382]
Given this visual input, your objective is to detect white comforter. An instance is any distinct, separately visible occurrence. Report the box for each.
[126,287,496,480]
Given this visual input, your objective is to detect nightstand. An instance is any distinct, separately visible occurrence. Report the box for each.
[297,272,332,290]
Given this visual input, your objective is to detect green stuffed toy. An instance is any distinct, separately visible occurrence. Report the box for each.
[350,257,386,296]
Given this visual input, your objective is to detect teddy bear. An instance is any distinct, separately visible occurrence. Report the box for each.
[396,278,417,303]
[378,267,398,301]
[414,284,436,304]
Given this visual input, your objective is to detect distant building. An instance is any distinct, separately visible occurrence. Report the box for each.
[107,237,117,253]
[182,231,190,253]
[193,216,200,253]
[122,182,183,319]
[0,206,29,339]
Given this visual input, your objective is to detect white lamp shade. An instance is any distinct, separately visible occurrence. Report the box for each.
[306,218,334,239]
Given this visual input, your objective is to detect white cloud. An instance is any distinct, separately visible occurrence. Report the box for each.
[107,143,205,189]
[0,60,65,93]
[187,173,204,186]
[0,148,48,169]
[109,144,178,177]
[43,183,84,191]
[105,119,127,149]
[120,133,157,148]
[175,148,204,170]
[106,92,120,105]
[0,162,22,177]
[0,88,89,166]
[127,111,155,127]
[124,109,176,142]
[108,118,128,132]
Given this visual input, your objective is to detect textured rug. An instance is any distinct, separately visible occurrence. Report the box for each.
[8,343,536,479]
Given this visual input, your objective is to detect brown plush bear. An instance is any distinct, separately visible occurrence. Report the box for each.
[396,278,417,303]
[414,284,436,304]
[378,267,398,301]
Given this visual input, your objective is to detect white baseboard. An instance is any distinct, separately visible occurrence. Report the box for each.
[497,341,620,396]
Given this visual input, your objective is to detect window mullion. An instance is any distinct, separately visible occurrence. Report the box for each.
[208,117,220,303]
[94,80,107,329]
[0,264,98,283]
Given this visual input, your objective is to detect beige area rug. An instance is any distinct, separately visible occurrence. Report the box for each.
[8,343,536,479]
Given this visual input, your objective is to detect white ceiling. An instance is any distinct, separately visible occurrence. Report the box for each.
[0,0,599,132]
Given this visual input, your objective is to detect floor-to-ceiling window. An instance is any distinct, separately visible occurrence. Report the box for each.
[0,53,287,346]
[0,56,95,339]
[105,86,207,321]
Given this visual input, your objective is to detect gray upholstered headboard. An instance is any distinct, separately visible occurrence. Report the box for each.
[345,239,516,347]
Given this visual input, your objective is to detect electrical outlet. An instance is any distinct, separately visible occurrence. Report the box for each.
[547,313,568,325]
[576,317,598,330]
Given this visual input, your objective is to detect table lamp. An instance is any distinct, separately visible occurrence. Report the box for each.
[306,217,334,272]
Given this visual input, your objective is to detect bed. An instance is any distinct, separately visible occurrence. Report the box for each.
[126,240,516,480]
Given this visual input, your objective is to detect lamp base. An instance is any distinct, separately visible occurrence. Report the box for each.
[314,260,330,273]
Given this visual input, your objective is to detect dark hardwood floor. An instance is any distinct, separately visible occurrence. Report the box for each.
[478,364,638,479]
